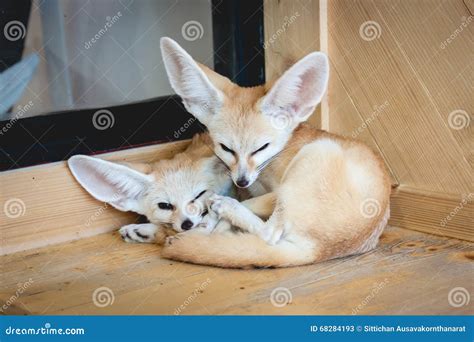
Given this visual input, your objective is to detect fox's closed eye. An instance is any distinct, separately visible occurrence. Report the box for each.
[251,143,270,155]
[220,143,235,155]
[194,190,207,200]
[158,202,174,210]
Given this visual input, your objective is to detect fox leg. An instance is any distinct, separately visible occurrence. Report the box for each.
[119,223,167,244]
[240,192,276,219]
[208,194,283,244]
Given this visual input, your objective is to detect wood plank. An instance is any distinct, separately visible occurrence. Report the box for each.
[0,140,190,255]
[329,60,399,186]
[264,0,398,184]
[264,0,322,127]
[374,0,473,180]
[0,226,472,315]
[390,186,473,242]
[327,0,472,194]
[319,0,329,130]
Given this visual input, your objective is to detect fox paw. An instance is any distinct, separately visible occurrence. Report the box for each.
[207,194,239,219]
[259,226,284,245]
[197,213,219,232]
[119,224,156,243]
[213,219,232,233]
[165,233,184,246]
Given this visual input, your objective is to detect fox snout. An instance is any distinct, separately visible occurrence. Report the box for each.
[175,197,210,231]
[232,172,255,188]
[229,161,257,188]
[236,177,249,188]
[231,167,251,188]
[181,219,194,230]
[175,216,197,231]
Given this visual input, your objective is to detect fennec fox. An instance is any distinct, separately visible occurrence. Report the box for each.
[68,133,235,244]
[159,37,391,268]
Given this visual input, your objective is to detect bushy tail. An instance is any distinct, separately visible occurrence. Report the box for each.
[161,232,316,269]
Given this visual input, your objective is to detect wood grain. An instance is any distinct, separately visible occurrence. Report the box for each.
[264,0,322,127]
[390,186,473,242]
[0,226,472,315]
[264,0,398,183]
[0,140,190,255]
[327,0,472,194]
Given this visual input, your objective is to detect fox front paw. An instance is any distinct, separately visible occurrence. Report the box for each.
[259,226,284,245]
[165,233,184,246]
[197,212,219,232]
[119,224,156,243]
[207,194,239,219]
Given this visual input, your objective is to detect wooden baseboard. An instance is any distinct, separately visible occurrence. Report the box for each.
[0,140,190,255]
[389,186,473,242]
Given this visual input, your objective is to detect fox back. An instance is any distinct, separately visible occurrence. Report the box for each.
[158,38,391,268]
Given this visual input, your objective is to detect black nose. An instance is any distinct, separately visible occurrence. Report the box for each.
[236,177,249,188]
[181,219,193,230]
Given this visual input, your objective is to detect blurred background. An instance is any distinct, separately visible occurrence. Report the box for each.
[3,0,214,118]
[0,0,264,169]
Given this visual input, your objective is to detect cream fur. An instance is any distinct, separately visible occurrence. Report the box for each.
[160,38,392,268]
[68,133,235,242]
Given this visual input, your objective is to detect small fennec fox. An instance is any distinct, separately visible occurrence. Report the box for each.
[68,133,235,244]
[159,37,391,268]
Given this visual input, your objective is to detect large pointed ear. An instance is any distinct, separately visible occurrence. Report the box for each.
[260,52,329,125]
[68,155,153,214]
[160,37,228,125]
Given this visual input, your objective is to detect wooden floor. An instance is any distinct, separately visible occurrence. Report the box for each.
[1,226,472,315]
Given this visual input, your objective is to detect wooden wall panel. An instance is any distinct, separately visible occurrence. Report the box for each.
[264,0,472,240]
[327,0,472,195]
[329,59,399,185]
[264,0,322,127]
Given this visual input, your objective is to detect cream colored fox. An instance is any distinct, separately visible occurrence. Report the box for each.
[159,37,391,268]
[68,133,236,244]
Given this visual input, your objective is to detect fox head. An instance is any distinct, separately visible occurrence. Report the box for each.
[161,37,329,188]
[68,152,227,232]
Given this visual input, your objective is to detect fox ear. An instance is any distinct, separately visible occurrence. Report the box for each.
[160,37,228,125]
[68,155,153,214]
[261,52,329,125]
